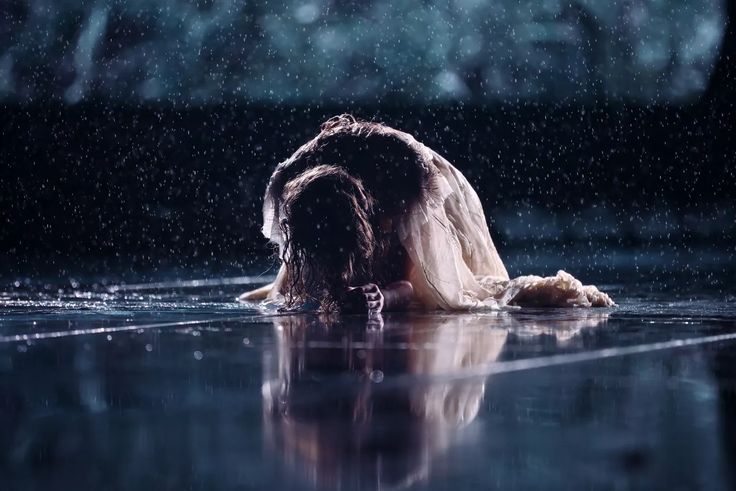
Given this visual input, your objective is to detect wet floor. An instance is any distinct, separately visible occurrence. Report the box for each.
[1,267,736,490]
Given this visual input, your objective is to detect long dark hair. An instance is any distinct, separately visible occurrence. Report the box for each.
[263,115,436,241]
[280,165,377,311]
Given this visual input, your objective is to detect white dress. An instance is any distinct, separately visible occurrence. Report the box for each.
[260,133,614,310]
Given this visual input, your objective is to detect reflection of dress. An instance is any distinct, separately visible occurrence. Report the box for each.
[261,127,614,310]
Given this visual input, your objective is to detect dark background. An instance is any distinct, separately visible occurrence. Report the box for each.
[0,1,734,281]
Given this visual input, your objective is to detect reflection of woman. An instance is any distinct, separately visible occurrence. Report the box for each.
[262,311,610,489]
[261,314,509,490]
[240,114,614,312]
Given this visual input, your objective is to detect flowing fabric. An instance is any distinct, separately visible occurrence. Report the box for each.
[260,130,614,310]
[396,143,614,309]
[396,145,508,310]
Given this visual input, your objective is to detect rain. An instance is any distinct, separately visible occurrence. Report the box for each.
[1,1,735,490]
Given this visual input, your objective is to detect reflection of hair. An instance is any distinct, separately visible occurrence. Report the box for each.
[262,317,433,490]
[262,315,509,490]
[280,165,377,311]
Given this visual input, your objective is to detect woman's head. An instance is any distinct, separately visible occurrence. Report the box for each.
[280,165,376,310]
[262,115,435,245]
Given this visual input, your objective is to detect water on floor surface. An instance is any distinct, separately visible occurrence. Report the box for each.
[1,266,736,491]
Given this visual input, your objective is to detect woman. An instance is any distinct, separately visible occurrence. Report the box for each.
[239,114,614,312]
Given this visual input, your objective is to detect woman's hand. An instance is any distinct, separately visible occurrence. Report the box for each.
[342,281,414,313]
[343,284,384,313]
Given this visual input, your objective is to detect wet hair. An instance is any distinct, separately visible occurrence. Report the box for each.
[280,165,376,311]
[265,114,435,226]
[267,115,436,311]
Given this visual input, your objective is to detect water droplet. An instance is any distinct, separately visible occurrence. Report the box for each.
[369,370,384,383]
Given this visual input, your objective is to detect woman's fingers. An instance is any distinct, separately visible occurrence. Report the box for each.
[345,284,384,313]
[365,285,384,312]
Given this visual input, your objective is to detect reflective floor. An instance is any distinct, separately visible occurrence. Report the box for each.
[2,268,736,490]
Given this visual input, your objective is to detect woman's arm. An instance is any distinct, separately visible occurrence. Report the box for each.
[381,280,414,311]
[236,264,287,302]
[237,283,273,302]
